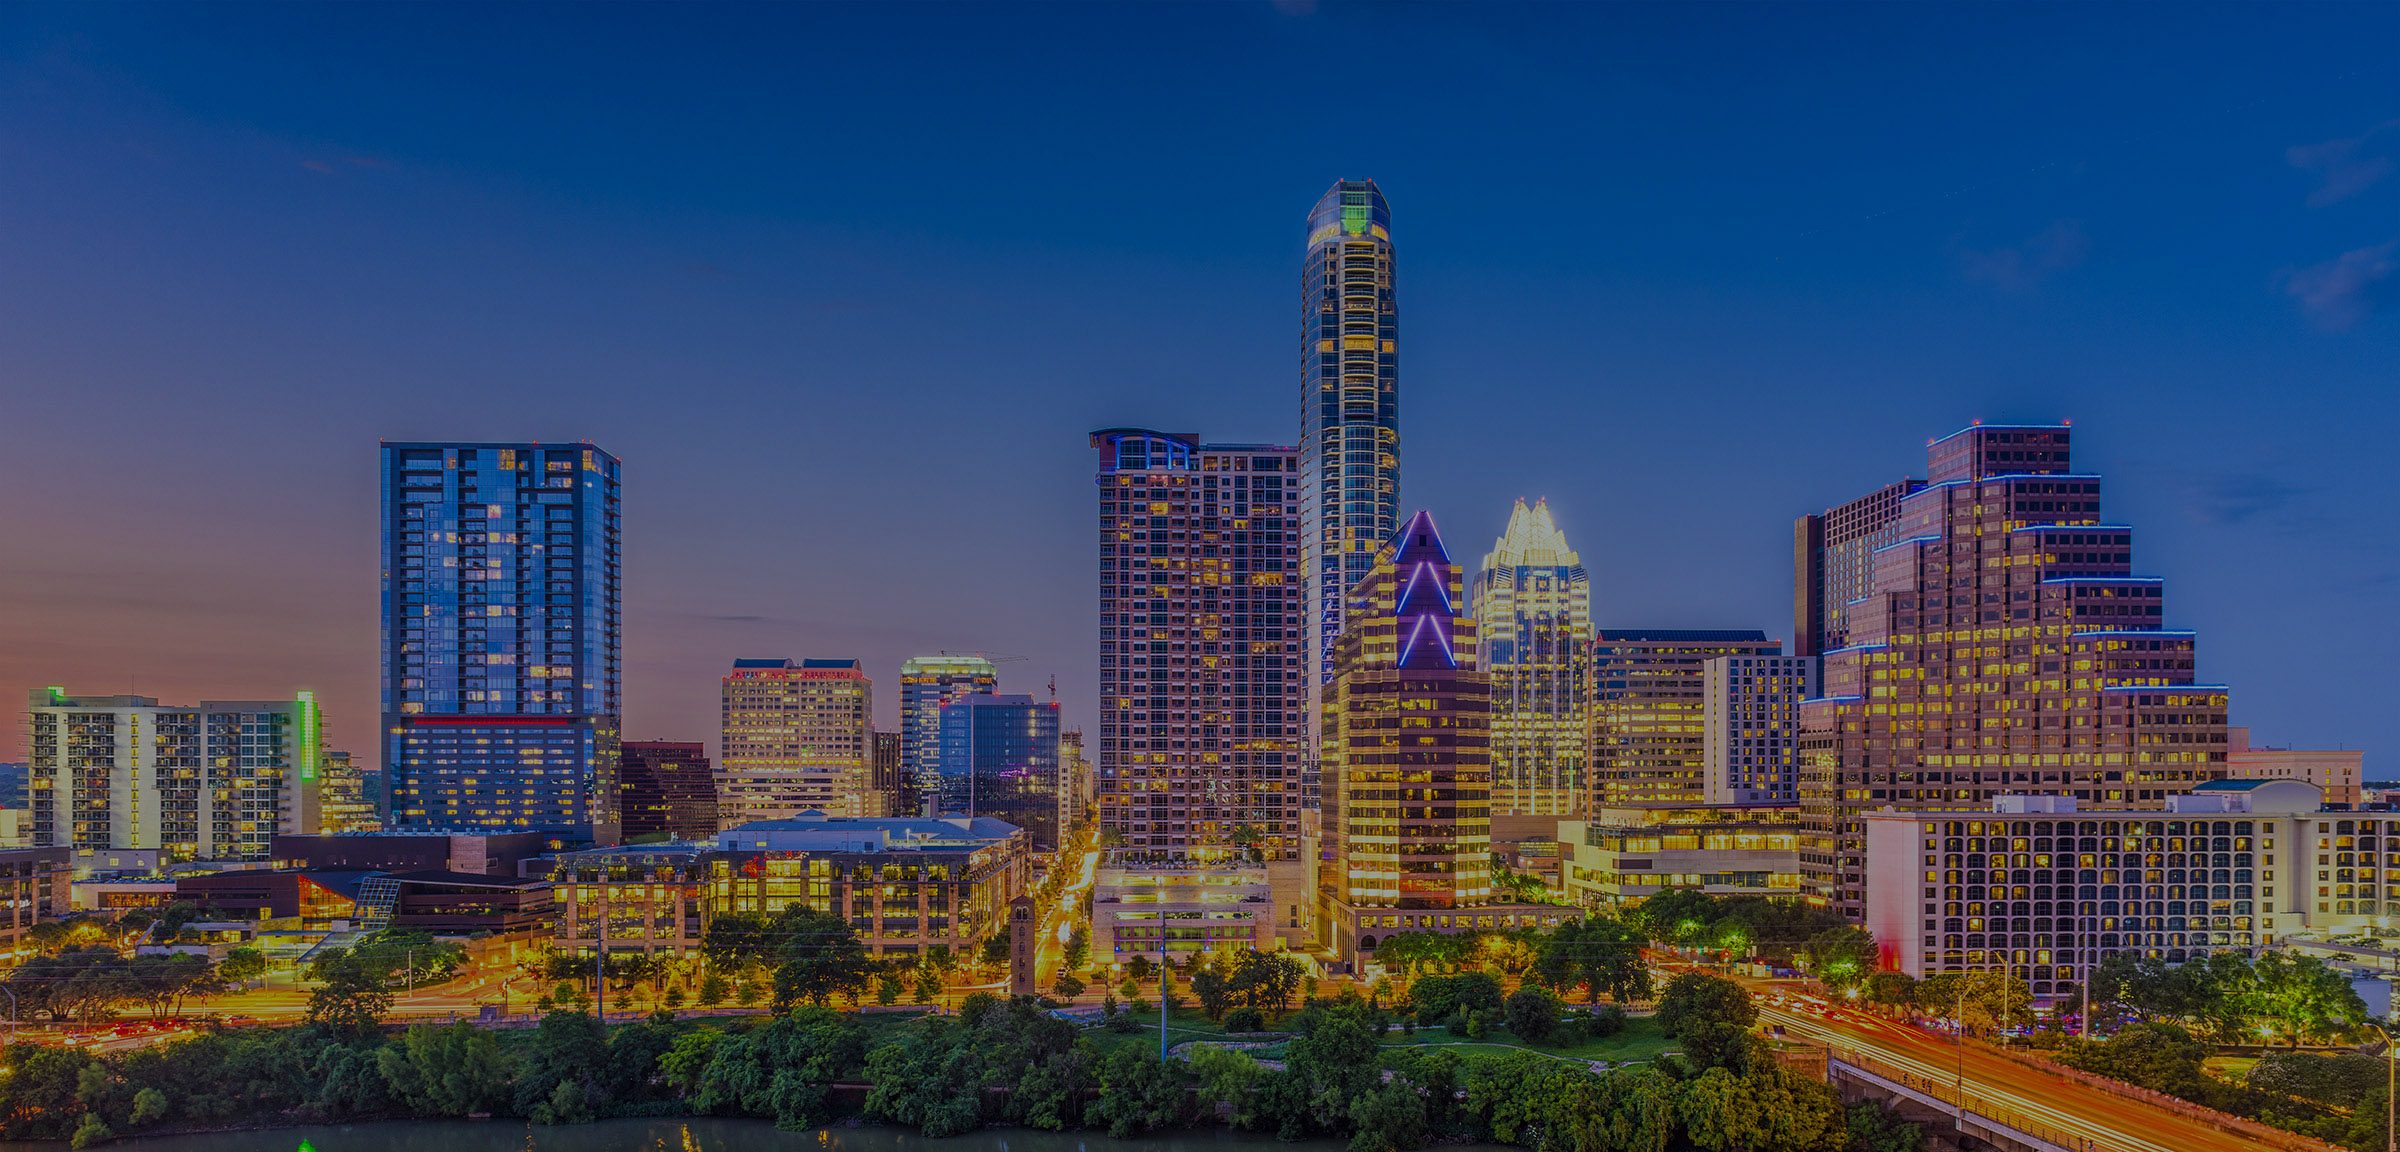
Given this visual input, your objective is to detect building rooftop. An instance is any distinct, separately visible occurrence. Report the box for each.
[715,812,1023,853]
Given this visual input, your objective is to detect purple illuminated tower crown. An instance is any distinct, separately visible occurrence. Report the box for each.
[1391,510,1459,670]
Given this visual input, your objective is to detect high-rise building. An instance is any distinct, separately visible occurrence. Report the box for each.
[380,442,622,836]
[1322,511,1491,917]
[27,688,323,860]
[1058,729,1094,838]
[1800,424,2229,918]
[318,750,383,833]
[899,656,998,808]
[1468,498,1591,818]
[1092,429,1304,858]
[870,731,909,818]
[1701,655,1817,805]
[1794,480,1924,659]
[1588,631,1782,807]
[1302,179,1400,789]
[620,741,719,841]
[718,659,873,824]
[936,693,1061,850]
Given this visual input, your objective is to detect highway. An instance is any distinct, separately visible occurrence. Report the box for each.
[1748,982,2332,1152]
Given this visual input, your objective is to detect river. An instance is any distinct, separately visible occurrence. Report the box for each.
[0,1120,1434,1152]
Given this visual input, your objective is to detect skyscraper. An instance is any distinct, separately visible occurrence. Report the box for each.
[317,750,383,833]
[27,688,322,860]
[1588,631,1783,806]
[1701,655,1817,805]
[718,659,873,824]
[1302,179,1400,788]
[619,740,719,840]
[870,731,909,817]
[1799,424,2230,917]
[1794,479,1923,658]
[1091,428,1303,858]
[381,441,622,835]
[1321,511,1491,917]
[936,693,1061,850]
[1468,498,1591,818]
[899,656,998,811]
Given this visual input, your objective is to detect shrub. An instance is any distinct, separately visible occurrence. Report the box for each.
[1586,1003,1628,1037]
[1504,986,1562,1044]
[1224,1007,1267,1034]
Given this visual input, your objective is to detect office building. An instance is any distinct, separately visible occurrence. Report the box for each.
[27,688,324,861]
[317,750,382,834]
[1092,850,1280,960]
[1318,511,1577,963]
[620,741,719,840]
[2228,727,2362,807]
[1302,179,1401,774]
[708,813,1033,960]
[899,656,998,807]
[1702,655,1818,805]
[1559,804,1806,907]
[547,843,706,959]
[380,442,622,836]
[1589,631,1782,807]
[1800,424,2230,917]
[719,659,873,824]
[936,694,1061,850]
[1092,428,1304,858]
[870,731,909,818]
[1859,779,2374,1002]
[1468,498,1592,819]
[1795,480,1924,659]
[0,848,74,961]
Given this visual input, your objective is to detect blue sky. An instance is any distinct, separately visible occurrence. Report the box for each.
[2,3,2394,771]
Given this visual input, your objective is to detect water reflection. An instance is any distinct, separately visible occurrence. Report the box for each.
[0,1119,1388,1152]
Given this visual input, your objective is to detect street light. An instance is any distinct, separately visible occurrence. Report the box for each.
[2367,1022,2398,1152]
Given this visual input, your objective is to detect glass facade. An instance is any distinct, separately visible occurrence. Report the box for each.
[1301,179,1399,800]
[1467,498,1590,817]
[936,693,1061,850]
[1589,631,1782,807]
[899,656,998,809]
[619,740,719,840]
[380,442,622,834]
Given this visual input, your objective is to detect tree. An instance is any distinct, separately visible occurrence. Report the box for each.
[1803,926,1876,992]
[305,962,393,1038]
[1845,1102,1924,1152]
[762,907,877,1009]
[1503,986,1562,1044]
[2243,953,2366,1047]
[375,1022,514,1117]
[216,948,267,985]
[1064,925,1091,973]
[696,972,729,1008]
[979,935,1011,968]
[1086,1048,1197,1138]
[1656,973,1757,1073]
[1533,917,1651,1005]
[1052,971,1086,999]
[1409,972,1502,1024]
[1191,961,1233,1021]
[1127,954,1156,985]
[1863,971,1917,1014]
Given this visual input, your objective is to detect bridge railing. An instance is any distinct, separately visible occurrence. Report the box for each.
[1830,1051,2094,1152]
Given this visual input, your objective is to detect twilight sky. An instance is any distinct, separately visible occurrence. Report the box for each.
[2,4,2395,773]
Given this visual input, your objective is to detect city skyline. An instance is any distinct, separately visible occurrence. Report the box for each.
[4,5,2395,777]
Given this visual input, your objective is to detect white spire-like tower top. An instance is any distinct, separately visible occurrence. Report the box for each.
[1484,497,1578,570]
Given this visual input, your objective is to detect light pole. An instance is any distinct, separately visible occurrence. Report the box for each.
[2369,1022,2398,1152]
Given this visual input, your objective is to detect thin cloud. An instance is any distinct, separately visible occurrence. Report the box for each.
[2280,238,2399,331]
[2288,119,2400,207]
[2182,472,2317,528]
[1957,220,2088,292]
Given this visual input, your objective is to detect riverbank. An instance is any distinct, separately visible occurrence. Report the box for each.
[0,1117,1417,1152]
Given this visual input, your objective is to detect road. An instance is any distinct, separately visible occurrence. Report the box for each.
[1743,979,2329,1152]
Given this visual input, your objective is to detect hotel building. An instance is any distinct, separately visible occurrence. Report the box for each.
[1800,424,2229,918]
[1560,803,1806,907]
[1468,498,1591,819]
[1091,428,1304,858]
[380,441,622,835]
[899,656,998,808]
[2228,727,2362,807]
[1589,631,1782,807]
[27,689,323,861]
[1302,179,1401,779]
[719,659,874,823]
[1702,655,1818,805]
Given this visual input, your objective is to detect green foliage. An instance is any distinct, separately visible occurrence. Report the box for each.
[513,1011,608,1122]
[1188,1045,1262,1124]
[1585,1003,1628,1038]
[1410,971,1503,1023]
[217,947,268,984]
[1223,1006,1266,1033]
[1862,971,1916,1011]
[1844,1101,1923,1152]
[2248,1050,2384,1109]
[69,1112,111,1150]
[689,1008,867,1129]
[1086,1048,1196,1137]
[1655,973,1757,1073]
[1504,986,1562,1045]
[376,1023,514,1117]
[862,993,1087,1136]
[1678,1061,1846,1152]
[1630,891,1853,967]
[1802,926,1877,992]
[1531,917,1651,1005]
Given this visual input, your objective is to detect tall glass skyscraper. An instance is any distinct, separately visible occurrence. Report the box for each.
[380,442,621,836]
[1301,179,1399,794]
[1468,498,1591,818]
[899,655,998,812]
[936,693,1061,850]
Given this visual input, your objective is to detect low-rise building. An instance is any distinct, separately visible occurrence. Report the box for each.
[385,870,556,935]
[545,843,705,959]
[1863,779,2352,1002]
[1091,850,1277,960]
[174,868,378,924]
[2229,727,2364,807]
[0,847,73,960]
[706,813,1030,961]
[271,830,571,876]
[1559,803,1806,907]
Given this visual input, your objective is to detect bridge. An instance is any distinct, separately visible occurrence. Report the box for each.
[1830,1053,2114,1152]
